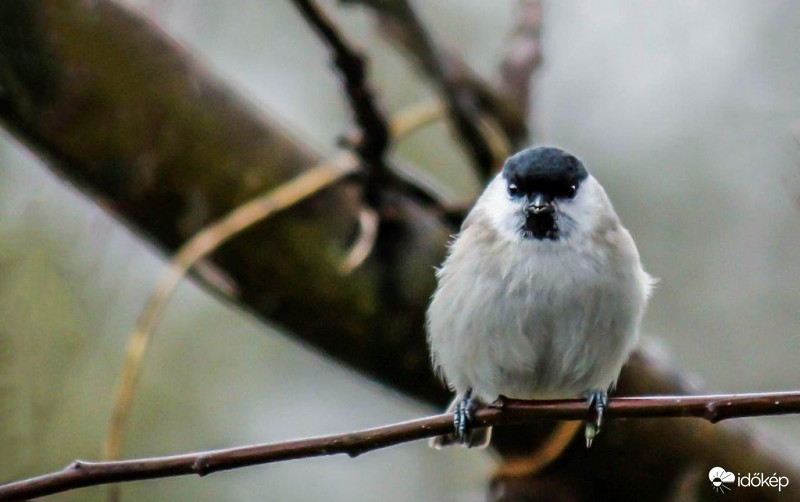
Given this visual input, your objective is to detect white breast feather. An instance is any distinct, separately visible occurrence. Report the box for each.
[426,175,653,403]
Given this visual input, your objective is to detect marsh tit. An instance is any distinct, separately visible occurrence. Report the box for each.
[427,146,653,448]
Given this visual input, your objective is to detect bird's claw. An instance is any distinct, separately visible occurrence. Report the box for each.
[454,389,477,445]
[583,389,608,448]
[584,422,598,448]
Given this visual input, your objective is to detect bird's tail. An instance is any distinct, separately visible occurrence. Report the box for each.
[429,426,493,449]
[491,420,582,479]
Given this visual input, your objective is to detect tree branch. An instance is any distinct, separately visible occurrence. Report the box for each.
[292,0,456,215]
[102,153,358,464]
[291,0,389,184]
[343,0,508,176]
[2,392,800,501]
[498,0,543,120]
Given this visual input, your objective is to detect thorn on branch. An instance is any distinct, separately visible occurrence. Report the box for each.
[191,458,212,477]
[704,402,720,423]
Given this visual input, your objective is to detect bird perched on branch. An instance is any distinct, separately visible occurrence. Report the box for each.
[427,146,653,449]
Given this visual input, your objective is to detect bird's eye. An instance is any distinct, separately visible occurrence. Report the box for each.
[508,183,520,197]
[555,184,577,198]
[549,183,577,199]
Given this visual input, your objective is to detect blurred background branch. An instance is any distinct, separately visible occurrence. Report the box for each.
[291,0,464,217]
[498,0,543,120]
[291,0,391,197]
[102,152,359,502]
[342,0,532,173]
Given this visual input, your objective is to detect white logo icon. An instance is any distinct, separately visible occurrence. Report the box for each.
[709,467,736,493]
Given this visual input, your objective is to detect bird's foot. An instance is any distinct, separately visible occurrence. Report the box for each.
[582,389,608,448]
[454,389,478,446]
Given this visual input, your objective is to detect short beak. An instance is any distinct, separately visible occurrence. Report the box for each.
[526,193,554,216]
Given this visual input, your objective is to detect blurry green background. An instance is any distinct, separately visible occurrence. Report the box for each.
[1,1,799,500]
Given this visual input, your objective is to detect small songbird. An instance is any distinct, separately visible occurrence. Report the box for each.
[427,146,653,448]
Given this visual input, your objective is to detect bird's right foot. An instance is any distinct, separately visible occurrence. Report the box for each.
[454,389,477,445]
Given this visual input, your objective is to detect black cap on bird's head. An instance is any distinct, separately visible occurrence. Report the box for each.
[502,147,588,240]
[502,146,588,198]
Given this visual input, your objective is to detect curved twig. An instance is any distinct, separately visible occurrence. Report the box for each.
[101,99,479,479]
[339,207,379,274]
[103,153,359,464]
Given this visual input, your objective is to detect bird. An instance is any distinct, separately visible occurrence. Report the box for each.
[427,146,653,449]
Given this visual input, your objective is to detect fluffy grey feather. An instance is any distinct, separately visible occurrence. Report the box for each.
[427,148,653,448]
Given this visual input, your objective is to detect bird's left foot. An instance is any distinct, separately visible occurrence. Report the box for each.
[582,389,608,448]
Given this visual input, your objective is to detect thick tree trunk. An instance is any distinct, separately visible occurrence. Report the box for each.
[1,1,797,500]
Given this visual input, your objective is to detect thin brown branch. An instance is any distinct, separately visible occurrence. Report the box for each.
[292,0,389,173]
[498,0,543,119]
[101,154,358,502]
[292,0,460,217]
[3,392,800,501]
[102,154,358,459]
[386,98,511,220]
[343,0,503,177]
[100,96,459,490]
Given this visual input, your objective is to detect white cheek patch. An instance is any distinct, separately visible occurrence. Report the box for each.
[481,174,610,242]
[557,176,606,235]
[483,178,526,240]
